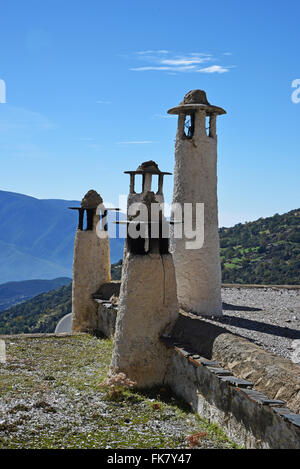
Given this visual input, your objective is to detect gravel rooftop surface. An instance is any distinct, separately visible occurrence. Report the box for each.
[0,335,238,449]
[198,287,300,362]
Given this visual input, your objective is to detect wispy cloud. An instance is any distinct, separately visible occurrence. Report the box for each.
[96,100,111,104]
[131,66,193,72]
[160,57,211,66]
[136,50,169,55]
[128,50,232,74]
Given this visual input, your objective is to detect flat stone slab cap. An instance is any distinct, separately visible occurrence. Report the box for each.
[175,347,193,357]
[206,367,233,376]
[239,389,286,406]
[200,360,220,367]
[220,376,254,388]
[168,89,226,116]
[124,160,171,175]
[273,408,300,428]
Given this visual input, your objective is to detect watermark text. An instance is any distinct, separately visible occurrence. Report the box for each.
[291,79,300,104]
[0,79,6,103]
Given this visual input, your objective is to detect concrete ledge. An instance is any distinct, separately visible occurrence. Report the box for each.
[163,337,300,449]
[171,313,300,414]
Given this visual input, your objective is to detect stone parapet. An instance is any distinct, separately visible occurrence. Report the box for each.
[171,312,300,414]
[162,337,300,449]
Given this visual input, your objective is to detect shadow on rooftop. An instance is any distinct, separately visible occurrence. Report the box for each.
[171,312,300,359]
[222,302,262,312]
[214,315,300,340]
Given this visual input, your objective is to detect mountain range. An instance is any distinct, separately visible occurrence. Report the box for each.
[0,277,71,311]
[0,190,125,284]
[0,208,299,334]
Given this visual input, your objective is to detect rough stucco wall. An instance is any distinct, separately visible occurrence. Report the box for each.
[110,252,178,387]
[171,111,222,315]
[171,313,300,414]
[72,228,110,333]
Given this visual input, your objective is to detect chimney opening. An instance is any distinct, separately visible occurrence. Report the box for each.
[184,113,195,139]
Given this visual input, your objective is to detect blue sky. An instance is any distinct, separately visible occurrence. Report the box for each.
[0,0,299,227]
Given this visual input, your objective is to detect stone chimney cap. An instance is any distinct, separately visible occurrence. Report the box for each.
[137,160,161,173]
[167,89,226,116]
[124,160,172,175]
[181,90,210,105]
[81,190,103,208]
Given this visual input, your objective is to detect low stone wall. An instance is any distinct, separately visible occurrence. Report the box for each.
[95,301,118,338]
[163,338,300,449]
[92,281,120,338]
[90,305,300,448]
[171,312,300,414]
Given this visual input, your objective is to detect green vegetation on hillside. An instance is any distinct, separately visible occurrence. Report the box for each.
[0,284,72,335]
[0,262,122,335]
[111,259,122,280]
[0,277,71,311]
[220,209,300,284]
[0,210,299,335]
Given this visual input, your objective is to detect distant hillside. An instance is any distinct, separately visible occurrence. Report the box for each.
[0,190,125,284]
[111,259,122,280]
[0,284,72,335]
[0,262,122,334]
[1,209,299,335]
[0,277,71,311]
[220,209,300,285]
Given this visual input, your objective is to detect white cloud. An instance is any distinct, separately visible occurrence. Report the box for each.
[160,57,211,66]
[128,50,231,74]
[130,65,196,72]
[197,65,229,74]
[136,50,169,55]
[96,100,111,104]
